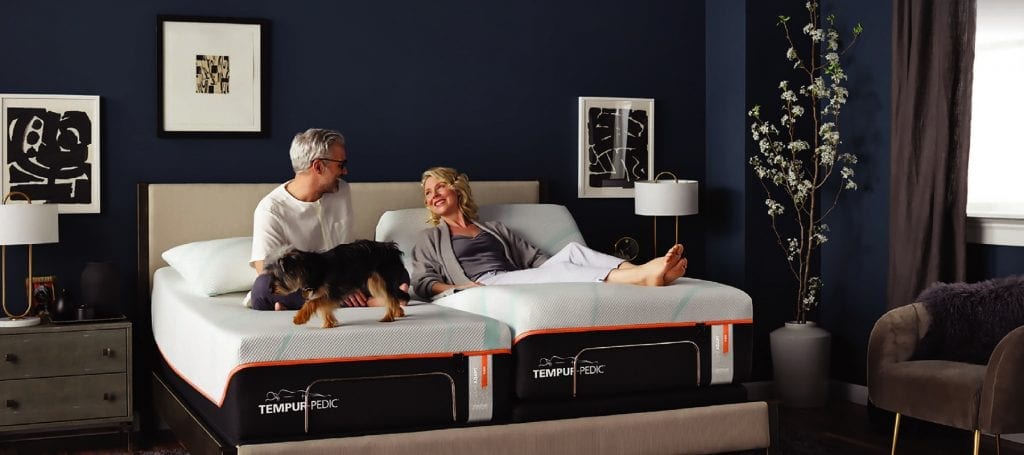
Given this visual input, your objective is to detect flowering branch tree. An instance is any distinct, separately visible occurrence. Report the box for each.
[748,2,862,324]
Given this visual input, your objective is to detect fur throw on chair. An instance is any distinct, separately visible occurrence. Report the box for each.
[911,274,1024,365]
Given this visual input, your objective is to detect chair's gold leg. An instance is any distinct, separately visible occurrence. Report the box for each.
[996,433,1002,455]
[973,430,980,455]
[891,413,901,455]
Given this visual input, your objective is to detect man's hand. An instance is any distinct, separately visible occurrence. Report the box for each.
[342,289,370,307]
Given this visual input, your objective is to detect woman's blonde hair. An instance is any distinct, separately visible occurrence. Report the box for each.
[421,166,478,226]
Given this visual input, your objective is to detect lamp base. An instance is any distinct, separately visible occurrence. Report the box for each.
[0,315,41,328]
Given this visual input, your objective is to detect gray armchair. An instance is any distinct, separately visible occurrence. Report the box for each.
[868,302,1024,455]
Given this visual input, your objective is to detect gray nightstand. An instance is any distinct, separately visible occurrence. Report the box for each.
[0,320,132,440]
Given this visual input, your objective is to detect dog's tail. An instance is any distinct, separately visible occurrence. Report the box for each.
[368,272,405,322]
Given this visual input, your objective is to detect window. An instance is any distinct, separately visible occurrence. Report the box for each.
[967,0,1024,246]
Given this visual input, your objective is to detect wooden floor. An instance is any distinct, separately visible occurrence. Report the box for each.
[778,400,1024,455]
[3,400,1022,454]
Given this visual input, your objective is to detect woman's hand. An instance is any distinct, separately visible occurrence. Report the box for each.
[430,281,483,297]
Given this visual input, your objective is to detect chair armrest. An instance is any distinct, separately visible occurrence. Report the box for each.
[979,325,1024,434]
[867,303,930,393]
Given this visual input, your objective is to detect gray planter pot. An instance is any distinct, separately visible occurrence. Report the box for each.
[769,321,831,407]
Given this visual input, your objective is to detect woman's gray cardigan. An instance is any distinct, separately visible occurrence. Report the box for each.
[410,220,549,300]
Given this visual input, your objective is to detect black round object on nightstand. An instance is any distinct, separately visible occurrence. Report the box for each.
[80,261,119,317]
[53,288,73,321]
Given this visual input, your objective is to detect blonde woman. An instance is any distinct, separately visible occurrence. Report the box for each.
[410,167,688,299]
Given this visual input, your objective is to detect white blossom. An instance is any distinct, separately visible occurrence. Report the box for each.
[787,140,810,152]
[786,237,800,261]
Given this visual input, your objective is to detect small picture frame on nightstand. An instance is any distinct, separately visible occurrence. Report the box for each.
[25,275,56,319]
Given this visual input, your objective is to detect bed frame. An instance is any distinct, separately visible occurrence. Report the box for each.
[136,182,773,455]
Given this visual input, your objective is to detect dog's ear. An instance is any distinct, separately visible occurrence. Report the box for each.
[278,250,304,275]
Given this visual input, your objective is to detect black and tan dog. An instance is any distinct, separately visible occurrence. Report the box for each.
[265,240,409,328]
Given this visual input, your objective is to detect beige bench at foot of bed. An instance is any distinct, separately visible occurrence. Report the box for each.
[239,401,771,455]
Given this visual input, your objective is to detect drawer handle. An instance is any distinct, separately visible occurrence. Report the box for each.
[5,400,17,409]
[4,353,16,363]
[102,348,114,357]
[103,393,115,402]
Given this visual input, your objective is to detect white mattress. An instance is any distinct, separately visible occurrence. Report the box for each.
[152,267,512,406]
[431,278,752,337]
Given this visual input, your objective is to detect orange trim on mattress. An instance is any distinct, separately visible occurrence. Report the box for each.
[481,355,489,388]
[722,324,730,353]
[512,319,753,344]
[159,346,511,408]
[707,319,754,326]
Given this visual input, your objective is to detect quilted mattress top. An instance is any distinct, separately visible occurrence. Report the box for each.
[431,278,753,343]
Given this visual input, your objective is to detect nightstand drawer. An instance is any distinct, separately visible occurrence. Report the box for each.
[0,373,129,426]
[0,328,128,380]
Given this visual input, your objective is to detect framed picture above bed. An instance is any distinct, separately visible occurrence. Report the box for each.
[1,94,101,214]
[577,97,654,198]
[157,15,269,138]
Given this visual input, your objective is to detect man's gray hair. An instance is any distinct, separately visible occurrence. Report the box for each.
[289,128,346,173]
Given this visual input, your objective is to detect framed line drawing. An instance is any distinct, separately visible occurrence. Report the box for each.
[578,97,654,198]
[158,15,269,137]
[1,94,101,214]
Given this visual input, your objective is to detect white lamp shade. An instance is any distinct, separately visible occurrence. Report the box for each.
[0,203,59,245]
[634,180,699,216]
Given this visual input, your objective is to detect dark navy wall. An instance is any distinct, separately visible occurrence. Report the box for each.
[0,1,706,317]
[968,244,1024,282]
[817,0,892,385]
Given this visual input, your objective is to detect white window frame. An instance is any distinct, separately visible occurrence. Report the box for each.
[967,0,1024,246]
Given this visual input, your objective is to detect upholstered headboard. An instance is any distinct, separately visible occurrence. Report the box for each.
[137,181,540,291]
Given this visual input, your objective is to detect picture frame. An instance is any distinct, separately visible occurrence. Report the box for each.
[26,275,56,314]
[157,15,269,137]
[1,94,101,214]
[577,97,654,198]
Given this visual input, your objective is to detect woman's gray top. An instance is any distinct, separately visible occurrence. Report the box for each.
[451,231,516,281]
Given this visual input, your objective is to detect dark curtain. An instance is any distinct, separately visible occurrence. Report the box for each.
[888,0,976,309]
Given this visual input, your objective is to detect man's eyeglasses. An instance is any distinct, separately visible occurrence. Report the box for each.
[318,158,347,170]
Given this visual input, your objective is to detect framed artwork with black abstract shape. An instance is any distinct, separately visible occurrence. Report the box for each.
[577,97,654,198]
[1,94,101,214]
[157,15,269,137]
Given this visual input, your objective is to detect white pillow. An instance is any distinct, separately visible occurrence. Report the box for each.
[375,204,586,270]
[161,237,257,296]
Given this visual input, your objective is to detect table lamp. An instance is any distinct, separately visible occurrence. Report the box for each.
[0,192,59,328]
[634,172,698,257]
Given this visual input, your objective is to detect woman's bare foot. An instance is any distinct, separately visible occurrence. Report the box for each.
[663,244,686,283]
[664,257,687,283]
[605,244,686,286]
